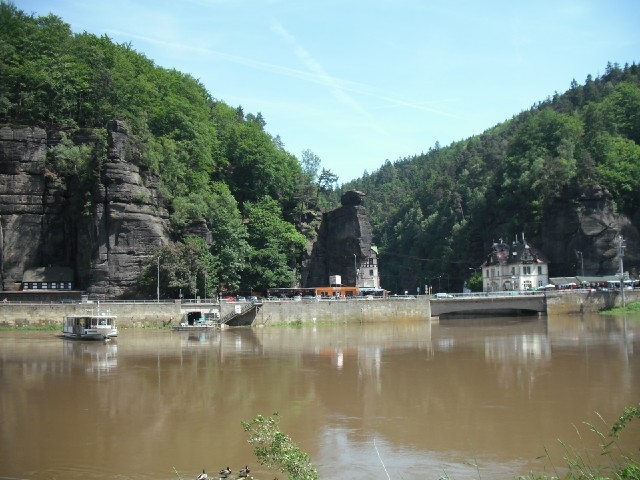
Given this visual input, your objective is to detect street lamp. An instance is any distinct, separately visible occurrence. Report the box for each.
[617,234,626,307]
[353,253,359,287]
[438,273,450,293]
[468,267,481,293]
[575,250,584,277]
[156,256,160,303]
[203,271,207,302]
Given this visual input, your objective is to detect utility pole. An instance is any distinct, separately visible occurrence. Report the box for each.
[617,234,626,307]
[156,256,160,303]
[353,253,358,287]
[575,250,584,277]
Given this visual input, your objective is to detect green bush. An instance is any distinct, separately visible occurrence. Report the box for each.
[242,413,318,480]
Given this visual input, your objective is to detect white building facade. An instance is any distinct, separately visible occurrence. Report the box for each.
[482,238,549,292]
[357,246,381,289]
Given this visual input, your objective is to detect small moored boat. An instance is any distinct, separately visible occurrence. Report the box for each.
[63,313,118,340]
[172,311,220,331]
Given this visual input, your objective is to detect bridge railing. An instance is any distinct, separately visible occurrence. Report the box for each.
[431,291,544,299]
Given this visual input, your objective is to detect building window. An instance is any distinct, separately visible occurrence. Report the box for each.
[538,280,543,287]
[523,266,531,275]
[369,269,374,276]
[41,283,48,289]
[538,266,542,274]
[51,282,57,289]
[32,282,38,289]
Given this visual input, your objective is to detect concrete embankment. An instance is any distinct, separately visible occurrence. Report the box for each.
[1,291,637,327]
[254,296,431,325]
[0,297,431,327]
[546,289,640,315]
[0,301,183,327]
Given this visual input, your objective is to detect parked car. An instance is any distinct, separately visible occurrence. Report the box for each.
[235,295,246,302]
[435,293,454,298]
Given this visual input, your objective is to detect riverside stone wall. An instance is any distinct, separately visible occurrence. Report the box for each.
[2,292,637,328]
[545,289,640,315]
[255,296,431,325]
[0,301,182,327]
[0,297,430,327]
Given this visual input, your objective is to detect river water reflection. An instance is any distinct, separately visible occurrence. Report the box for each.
[1,314,639,480]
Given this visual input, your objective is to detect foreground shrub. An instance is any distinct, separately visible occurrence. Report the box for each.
[242,413,318,480]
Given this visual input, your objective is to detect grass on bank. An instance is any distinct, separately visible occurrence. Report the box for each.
[0,323,60,331]
[601,300,640,315]
[512,406,640,480]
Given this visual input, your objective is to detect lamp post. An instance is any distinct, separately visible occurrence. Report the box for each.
[575,250,584,277]
[617,235,626,307]
[468,267,481,293]
[203,271,207,303]
[438,273,450,293]
[156,256,160,303]
[353,253,358,287]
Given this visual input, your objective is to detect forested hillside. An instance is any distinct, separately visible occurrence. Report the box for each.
[2,2,639,297]
[343,63,640,293]
[0,3,337,296]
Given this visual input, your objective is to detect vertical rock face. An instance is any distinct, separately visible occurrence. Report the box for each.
[0,126,51,290]
[302,190,373,287]
[541,184,639,276]
[0,121,171,297]
[80,120,170,297]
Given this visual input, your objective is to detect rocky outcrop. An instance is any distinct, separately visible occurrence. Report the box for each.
[79,120,170,297]
[302,190,373,287]
[541,184,639,276]
[0,126,58,290]
[0,122,171,297]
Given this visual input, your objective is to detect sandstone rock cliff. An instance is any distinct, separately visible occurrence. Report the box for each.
[541,184,639,277]
[302,190,373,288]
[0,121,171,297]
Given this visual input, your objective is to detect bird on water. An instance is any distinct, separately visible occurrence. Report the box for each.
[195,469,207,480]
[218,466,231,478]
[239,465,250,478]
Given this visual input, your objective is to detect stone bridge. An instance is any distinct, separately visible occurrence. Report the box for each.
[430,293,547,317]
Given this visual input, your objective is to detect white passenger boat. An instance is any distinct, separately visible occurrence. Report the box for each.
[62,313,118,340]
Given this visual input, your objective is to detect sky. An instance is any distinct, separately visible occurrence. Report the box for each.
[15,0,640,183]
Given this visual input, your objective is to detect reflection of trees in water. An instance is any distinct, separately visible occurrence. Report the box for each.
[2,318,639,479]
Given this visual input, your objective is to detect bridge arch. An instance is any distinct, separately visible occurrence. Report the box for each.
[430,294,546,317]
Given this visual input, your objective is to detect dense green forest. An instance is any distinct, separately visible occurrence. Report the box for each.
[2,2,639,296]
[341,62,640,293]
[0,2,338,297]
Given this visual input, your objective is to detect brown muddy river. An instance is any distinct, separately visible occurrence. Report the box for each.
[1,314,639,480]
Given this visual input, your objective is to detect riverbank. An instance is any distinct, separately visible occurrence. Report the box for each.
[600,300,640,315]
[0,296,431,327]
[1,290,638,327]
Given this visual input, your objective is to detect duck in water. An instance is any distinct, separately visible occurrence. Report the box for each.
[195,469,207,480]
